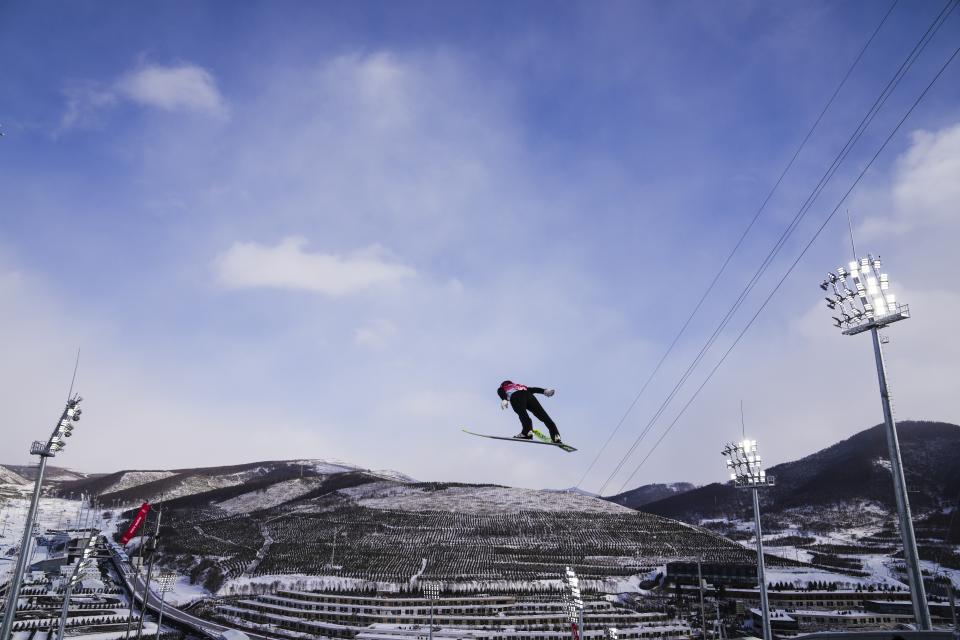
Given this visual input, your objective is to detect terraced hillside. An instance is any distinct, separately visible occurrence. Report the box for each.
[95,465,780,589]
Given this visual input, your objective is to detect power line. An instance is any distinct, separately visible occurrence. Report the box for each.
[593,0,958,495]
[618,38,960,491]
[574,0,900,491]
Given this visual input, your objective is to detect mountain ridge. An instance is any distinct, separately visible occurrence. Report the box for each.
[636,420,960,522]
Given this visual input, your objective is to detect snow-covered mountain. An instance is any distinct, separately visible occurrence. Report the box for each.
[638,420,960,522]
[70,460,763,590]
[0,465,29,485]
[624,420,960,591]
[54,459,377,504]
[1,464,91,483]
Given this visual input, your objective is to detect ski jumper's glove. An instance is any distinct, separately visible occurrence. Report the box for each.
[543,388,555,397]
[500,399,509,410]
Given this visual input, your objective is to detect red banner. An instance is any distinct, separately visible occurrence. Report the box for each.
[120,503,151,544]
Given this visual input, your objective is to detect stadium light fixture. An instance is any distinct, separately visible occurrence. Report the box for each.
[721,438,773,640]
[819,254,930,630]
[423,581,440,640]
[820,254,908,336]
[154,571,178,636]
[1,394,84,640]
[562,566,584,640]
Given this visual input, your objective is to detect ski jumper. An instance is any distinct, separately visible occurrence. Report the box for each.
[497,382,559,439]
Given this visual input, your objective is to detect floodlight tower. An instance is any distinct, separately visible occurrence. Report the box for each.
[154,572,177,637]
[423,582,440,640]
[56,531,101,640]
[562,567,584,640]
[819,254,930,630]
[721,439,774,640]
[0,395,83,640]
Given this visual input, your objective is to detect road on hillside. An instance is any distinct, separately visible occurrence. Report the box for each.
[109,549,274,640]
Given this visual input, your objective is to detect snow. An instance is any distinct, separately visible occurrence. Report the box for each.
[762,566,876,588]
[0,467,29,486]
[698,500,960,591]
[100,470,177,494]
[145,472,262,501]
[552,487,598,497]
[340,483,633,515]
[368,469,417,483]
[222,573,398,595]
[164,574,212,606]
[409,558,427,584]
[1,488,118,585]
[11,622,159,640]
[218,477,326,513]
[290,459,361,475]
[97,460,412,503]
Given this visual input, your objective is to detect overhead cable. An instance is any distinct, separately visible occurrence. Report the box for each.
[594,0,958,495]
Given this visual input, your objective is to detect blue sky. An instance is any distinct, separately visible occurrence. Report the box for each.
[1,1,958,492]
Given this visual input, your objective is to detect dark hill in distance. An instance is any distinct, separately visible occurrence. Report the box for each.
[606,482,696,509]
[2,464,97,483]
[634,420,960,522]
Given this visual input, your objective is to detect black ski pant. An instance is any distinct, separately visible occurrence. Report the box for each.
[509,390,559,438]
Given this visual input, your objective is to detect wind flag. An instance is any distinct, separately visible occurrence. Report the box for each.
[119,502,151,544]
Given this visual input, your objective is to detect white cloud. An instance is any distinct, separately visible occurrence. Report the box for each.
[29,40,959,491]
[892,123,960,227]
[117,63,228,116]
[215,237,416,295]
[0,259,348,473]
[354,319,398,349]
[57,62,228,131]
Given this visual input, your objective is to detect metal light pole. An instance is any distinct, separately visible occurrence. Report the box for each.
[423,582,439,640]
[56,532,100,640]
[697,560,707,640]
[820,255,930,630]
[722,439,773,640]
[0,395,83,640]
[134,507,163,640]
[154,572,177,638]
[562,567,584,640]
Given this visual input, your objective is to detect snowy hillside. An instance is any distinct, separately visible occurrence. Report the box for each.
[344,482,631,515]
[101,470,177,494]
[142,466,765,591]
[639,421,960,521]
[0,490,114,585]
[218,477,328,513]
[54,458,379,504]
[0,466,28,485]
[697,500,960,593]
[1,463,92,483]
